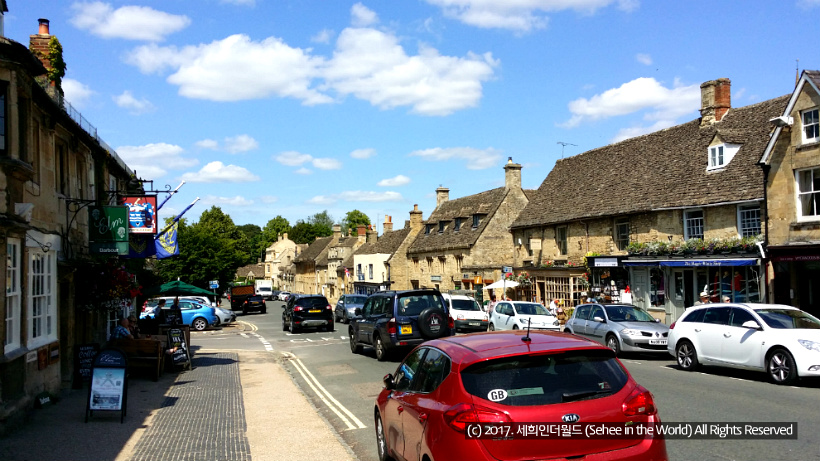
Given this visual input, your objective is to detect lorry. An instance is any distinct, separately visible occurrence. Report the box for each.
[254,279,274,301]
[229,284,255,310]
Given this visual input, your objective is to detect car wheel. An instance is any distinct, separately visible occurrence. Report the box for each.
[326,323,335,333]
[262,307,267,314]
[375,411,394,461]
[606,334,621,356]
[489,323,495,331]
[243,308,248,316]
[374,335,389,362]
[192,317,208,331]
[767,348,798,385]
[282,317,288,331]
[675,340,699,371]
[350,329,363,354]
[290,319,299,334]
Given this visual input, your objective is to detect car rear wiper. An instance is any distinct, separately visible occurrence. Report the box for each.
[561,389,612,402]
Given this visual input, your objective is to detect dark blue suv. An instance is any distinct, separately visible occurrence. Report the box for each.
[349,289,454,361]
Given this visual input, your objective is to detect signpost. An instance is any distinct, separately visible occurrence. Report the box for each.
[209,280,219,303]
[86,348,128,423]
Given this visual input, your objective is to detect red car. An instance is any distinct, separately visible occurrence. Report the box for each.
[375,330,667,461]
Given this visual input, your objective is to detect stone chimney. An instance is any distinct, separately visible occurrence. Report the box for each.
[367,225,378,243]
[332,224,342,240]
[700,78,731,126]
[383,215,393,233]
[409,204,424,231]
[504,157,522,190]
[436,187,450,208]
[283,232,288,241]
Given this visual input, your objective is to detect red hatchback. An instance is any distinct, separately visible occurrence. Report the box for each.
[375,330,667,461]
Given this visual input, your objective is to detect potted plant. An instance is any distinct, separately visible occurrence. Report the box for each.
[626,241,647,255]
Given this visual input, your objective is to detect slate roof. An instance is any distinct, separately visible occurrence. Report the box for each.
[294,236,334,263]
[235,263,264,278]
[408,187,508,254]
[335,236,360,248]
[356,228,411,255]
[512,94,790,228]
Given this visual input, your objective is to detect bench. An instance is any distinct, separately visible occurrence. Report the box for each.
[108,339,164,381]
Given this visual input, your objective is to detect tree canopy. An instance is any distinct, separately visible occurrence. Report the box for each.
[341,209,371,235]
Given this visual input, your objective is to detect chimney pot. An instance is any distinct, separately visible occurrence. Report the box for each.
[38,19,50,35]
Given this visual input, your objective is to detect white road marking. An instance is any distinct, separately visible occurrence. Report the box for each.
[250,332,274,352]
[285,353,366,430]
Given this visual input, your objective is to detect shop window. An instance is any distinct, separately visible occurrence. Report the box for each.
[684,209,704,240]
[802,108,819,144]
[796,167,820,220]
[737,204,761,237]
[556,226,568,255]
[5,238,21,353]
[27,249,57,349]
[650,268,665,307]
[614,218,630,251]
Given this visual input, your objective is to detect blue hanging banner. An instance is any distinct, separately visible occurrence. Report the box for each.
[155,222,179,259]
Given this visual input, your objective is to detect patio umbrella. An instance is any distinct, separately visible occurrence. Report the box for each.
[143,280,216,298]
[482,280,519,290]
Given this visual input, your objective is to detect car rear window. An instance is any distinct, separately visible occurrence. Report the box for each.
[297,297,330,308]
[515,303,549,315]
[398,293,445,316]
[757,309,820,329]
[451,298,481,311]
[346,296,367,304]
[460,350,628,407]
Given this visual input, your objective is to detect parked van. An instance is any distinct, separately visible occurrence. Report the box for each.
[441,293,488,333]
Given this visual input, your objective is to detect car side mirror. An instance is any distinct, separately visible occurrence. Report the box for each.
[593,316,605,323]
[655,318,661,323]
[383,373,395,391]
[741,320,762,330]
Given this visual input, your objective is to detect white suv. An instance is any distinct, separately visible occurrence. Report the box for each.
[489,301,560,331]
[442,293,488,333]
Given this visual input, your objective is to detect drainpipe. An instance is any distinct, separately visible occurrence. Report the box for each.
[760,163,771,303]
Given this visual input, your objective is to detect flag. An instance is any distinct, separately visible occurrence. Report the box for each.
[155,222,179,259]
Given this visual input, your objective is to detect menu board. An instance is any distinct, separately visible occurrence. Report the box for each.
[167,328,191,368]
[74,343,99,387]
[89,368,126,411]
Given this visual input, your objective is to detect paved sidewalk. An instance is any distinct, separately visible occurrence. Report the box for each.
[0,343,357,461]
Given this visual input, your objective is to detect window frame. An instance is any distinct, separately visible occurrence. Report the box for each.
[555,226,568,255]
[5,238,21,353]
[737,204,761,237]
[684,209,704,240]
[709,145,724,168]
[27,248,57,349]
[454,218,462,232]
[802,108,819,144]
[472,214,482,229]
[425,224,434,235]
[796,167,820,221]
[614,218,630,251]
[438,221,447,234]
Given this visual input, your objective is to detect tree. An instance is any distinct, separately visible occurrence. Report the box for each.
[290,220,331,244]
[260,215,291,247]
[237,223,265,263]
[341,209,371,236]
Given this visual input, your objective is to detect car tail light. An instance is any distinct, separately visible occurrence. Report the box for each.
[448,316,454,330]
[444,403,511,433]
[622,386,657,416]
[669,321,676,329]
[294,305,304,312]
[326,305,332,310]
[387,318,397,335]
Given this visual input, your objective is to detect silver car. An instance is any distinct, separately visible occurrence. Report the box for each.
[565,303,669,355]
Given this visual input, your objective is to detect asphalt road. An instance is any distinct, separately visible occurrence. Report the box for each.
[196,300,820,461]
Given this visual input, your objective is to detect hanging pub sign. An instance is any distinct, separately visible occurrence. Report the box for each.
[121,196,157,234]
[88,206,129,255]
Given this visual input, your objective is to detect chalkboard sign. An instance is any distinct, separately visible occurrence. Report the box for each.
[73,343,100,388]
[86,348,128,423]
[167,328,191,369]
[94,348,128,368]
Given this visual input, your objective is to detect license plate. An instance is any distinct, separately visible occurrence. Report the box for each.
[309,309,321,313]
[400,325,412,335]
[469,322,480,326]
[649,339,667,345]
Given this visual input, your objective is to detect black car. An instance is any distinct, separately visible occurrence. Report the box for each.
[241,295,267,314]
[282,294,334,333]
[349,289,454,361]
[334,294,368,324]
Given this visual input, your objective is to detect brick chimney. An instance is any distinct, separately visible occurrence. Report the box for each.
[383,215,393,233]
[356,224,367,241]
[29,19,62,97]
[409,204,424,231]
[700,78,731,126]
[436,187,449,207]
[504,157,522,190]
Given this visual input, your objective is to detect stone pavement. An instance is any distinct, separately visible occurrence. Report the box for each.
[0,336,358,461]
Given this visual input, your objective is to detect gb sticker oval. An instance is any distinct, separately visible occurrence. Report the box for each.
[487,389,508,402]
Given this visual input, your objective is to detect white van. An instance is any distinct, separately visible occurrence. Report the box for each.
[441,293,488,333]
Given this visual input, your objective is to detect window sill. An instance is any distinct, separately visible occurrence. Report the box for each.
[791,220,820,230]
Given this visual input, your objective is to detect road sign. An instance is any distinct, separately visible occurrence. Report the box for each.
[502,266,513,273]
[209,280,219,289]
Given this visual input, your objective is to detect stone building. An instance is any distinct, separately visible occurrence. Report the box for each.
[758,70,820,316]
[264,232,296,289]
[404,159,528,301]
[1,16,136,431]
[511,78,787,323]
[326,225,370,304]
[351,216,412,295]
[293,235,337,295]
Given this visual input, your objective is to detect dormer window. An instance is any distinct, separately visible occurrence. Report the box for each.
[438,221,447,233]
[707,143,740,170]
[802,108,819,144]
[425,224,434,234]
[454,218,463,231]
[472,214,483,229]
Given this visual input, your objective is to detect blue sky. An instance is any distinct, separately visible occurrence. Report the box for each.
[6,0,820,230]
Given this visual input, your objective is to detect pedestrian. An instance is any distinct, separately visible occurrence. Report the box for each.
[127,314,141,339]
[487,293,497,315]
[694,291,710,306]
[721,295,731,303]
[111,317,134,340]
[549,298,559,315]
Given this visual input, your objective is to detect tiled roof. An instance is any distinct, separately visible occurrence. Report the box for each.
[806,70,820,88]
[236,263,264,278]
[408,187,507,254]
[512,95,789,228]
[294,236,334,263]
[335,236,360,248]
[356,228,411,255]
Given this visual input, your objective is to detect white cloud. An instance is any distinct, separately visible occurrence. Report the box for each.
[423,0,637,33]
[259,196,278,204]
[126,35,330,103]
[351,3,379,27]
[116,142,198,179]
[311,29,334,44]
[276,151,313,166]
[561,77,700,128]
[62,78,94,107]
[350,148,376,159]
[312,158,343,170]
[204,195,254,206]
[195,139,219,150]
[636,53,652,65]
[378,175,411,187]
[179,161,261,183]
[307,190,404,205]
[224,134,259,154]
[295,167,313,175]
[409,147,502,170]
[69,2,190,41]
[113,90,155,114]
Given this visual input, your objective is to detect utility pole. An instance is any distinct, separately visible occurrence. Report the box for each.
[557,141,577,158]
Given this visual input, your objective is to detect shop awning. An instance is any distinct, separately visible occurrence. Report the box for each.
[623,258,759,267]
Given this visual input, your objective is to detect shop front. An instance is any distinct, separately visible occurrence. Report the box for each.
[768,245,820,318]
